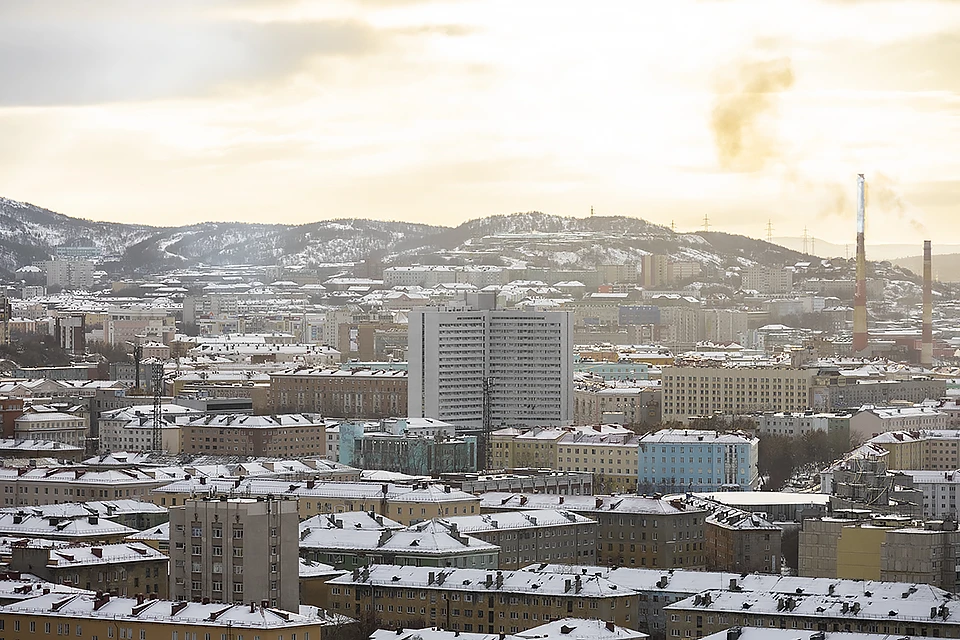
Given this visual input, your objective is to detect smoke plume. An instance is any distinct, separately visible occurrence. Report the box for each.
[711,57,794,172]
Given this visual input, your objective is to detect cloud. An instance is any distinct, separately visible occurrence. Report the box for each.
[710,57,795,172]
[0,16,383,106]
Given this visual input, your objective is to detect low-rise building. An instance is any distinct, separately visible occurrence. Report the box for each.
[9,541,169,597]
[701,503,781,574]
[0,499,168,531]
[556,431,639,494]
[573,382,661,427]
[0,511,137,543]
[756,411,851,440]
[439,509,597,570]
[0,438,84,462]
[0,467,172,507]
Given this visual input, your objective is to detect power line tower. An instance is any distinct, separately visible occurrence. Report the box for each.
[152,361,164,451]
[702,214,710,232]
[802,226,809,254]
[766,220,774,243]
[670,220,675,233]
[590,206,595,217]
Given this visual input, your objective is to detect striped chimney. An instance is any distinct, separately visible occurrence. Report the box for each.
[921,240,933,368]
[852,174,868,353]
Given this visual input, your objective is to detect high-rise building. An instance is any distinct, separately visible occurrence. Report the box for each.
[169,497,299,611]
[408,293,573,432]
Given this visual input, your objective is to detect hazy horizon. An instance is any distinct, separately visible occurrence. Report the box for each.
[3,0,959,244]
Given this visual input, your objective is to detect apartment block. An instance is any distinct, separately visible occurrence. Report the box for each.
[0,594,337,640]
[13,411,87,449]
[480,493,707,570]
[741,264,793,293]
[299,518,498,570]
[849,405,946,441]
[179,413,326,457]
[439,509,597,570]
[327,565,638,635]
[408,294,574,432]
[0,467,170,507]
[661,366,815,423]
[269,368,408,418]
[637,429,760,493]
[799,514,960,591]
[573,383,661,427]
[555,431,640,494]
[10,541,168,597]
[151,479,481,525]
[169,497,299,611]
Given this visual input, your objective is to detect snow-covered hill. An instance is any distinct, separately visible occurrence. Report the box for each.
[0,198,810,274]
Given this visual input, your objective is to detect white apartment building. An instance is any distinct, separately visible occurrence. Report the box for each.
[849,405,947,441]
[741,265,793,294]
[384,265,506,288]
[408,293,573,431]
[899,469,960,520]
[44,260,95,290]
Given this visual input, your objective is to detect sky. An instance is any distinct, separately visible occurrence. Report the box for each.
[2,0,960,244]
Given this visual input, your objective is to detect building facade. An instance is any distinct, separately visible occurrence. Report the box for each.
[269,368,408,418]
[169,498,300,611]
[637,429,760,493]
[661,367,815,423]
[408,295,574,432]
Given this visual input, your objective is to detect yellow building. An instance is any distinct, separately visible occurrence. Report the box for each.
[835,524,887,581]
[0,593,344,640]
[555,431,639,494]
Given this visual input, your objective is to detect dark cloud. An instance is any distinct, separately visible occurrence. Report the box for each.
[0,17,384,105]
[710,57,795,172]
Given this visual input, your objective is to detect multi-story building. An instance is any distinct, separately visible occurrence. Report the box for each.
[347,431,478,475]
[811,374,946,411]
[0,438,83,462]
[408,293,574,432]
[555,431,640,494]
[573,382,661,427]
[0,467,171,507]
[299,518,499,570]
[849,405,946,441]
[637,429,759,493]
[44,260,95,290]
[169,497,299,611]
[0,593,339,640]
[179,413,326,457]
[741,264,793,293]
[54,314,86,354]
[3,499,169,531]
[326,565,639,634]
[665,585,960,639]
[439,509,597,570]
[701,308,749,344]
[661,366,815,423]
[756,411,851,440]
[480,493,707,569]
[0,512,137,543]
[491,425,632,474]
[798,513,960,591]
[703,506,780,574]
[151,479,481,525]
[13,411,87,448]
[269,368,408,418]
[9,541,169,597]
[107,305,176,345]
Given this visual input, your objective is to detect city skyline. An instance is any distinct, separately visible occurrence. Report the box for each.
[2,0,959,243]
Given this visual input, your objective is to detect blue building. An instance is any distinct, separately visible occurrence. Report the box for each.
[637,429,759,494]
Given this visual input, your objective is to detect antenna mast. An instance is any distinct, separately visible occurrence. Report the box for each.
[152,361,164,451]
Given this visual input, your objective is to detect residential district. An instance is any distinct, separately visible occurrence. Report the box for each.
[0,233,957,640]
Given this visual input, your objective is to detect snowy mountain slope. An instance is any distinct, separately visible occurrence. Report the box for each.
[0,198,809,274]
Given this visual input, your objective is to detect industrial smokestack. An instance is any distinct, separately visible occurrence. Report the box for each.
[922,240,933,368]
[853,174,868,353]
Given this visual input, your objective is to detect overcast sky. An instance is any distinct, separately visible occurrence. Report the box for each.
[2,0,959,243]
